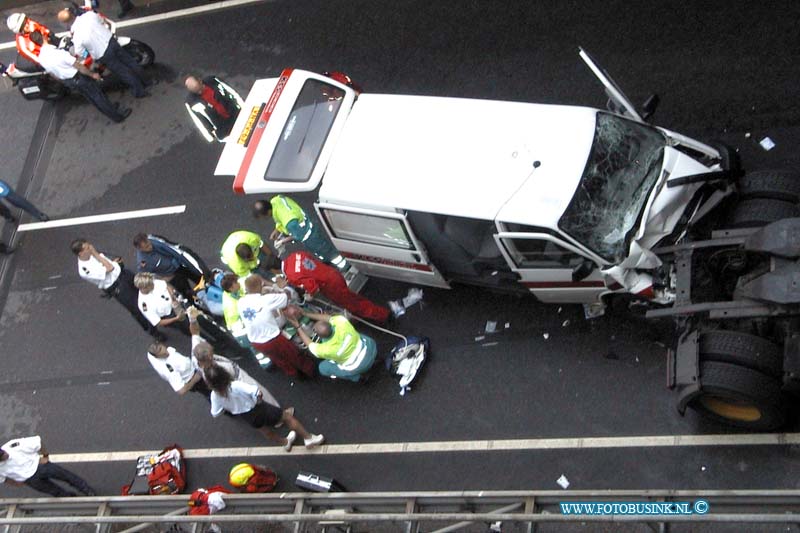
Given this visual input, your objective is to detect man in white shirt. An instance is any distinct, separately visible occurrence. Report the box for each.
[57,7,148,98]
[29,32,129,122]
[0,435,96,497]
[71,238,164,340]
[238,275,316,378]
[134,272,189,336]
[146,342,209,397]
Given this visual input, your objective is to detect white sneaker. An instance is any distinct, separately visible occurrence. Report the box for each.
[284,430,297,452]
[304,434,325,448]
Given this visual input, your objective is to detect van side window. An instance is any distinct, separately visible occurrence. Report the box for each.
[321,209,413,249]
[503,238,585,268]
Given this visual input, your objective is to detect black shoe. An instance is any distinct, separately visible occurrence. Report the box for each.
[0,244,16,255]
[114,108,132,122]
[39,214,50,222]
[152,331,167,342]
[117,5,134,18]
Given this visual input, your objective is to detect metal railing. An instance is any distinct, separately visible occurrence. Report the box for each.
[2,490,800,532]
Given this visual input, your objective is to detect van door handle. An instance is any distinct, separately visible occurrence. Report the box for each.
[412,253,421,262]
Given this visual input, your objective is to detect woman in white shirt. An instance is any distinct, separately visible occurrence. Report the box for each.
[204,365,324,452]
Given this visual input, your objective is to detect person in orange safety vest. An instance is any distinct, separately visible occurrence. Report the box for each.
[6,13,54,65]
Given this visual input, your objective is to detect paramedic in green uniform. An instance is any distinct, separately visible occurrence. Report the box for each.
[220,230,276,278]
[253,195,349,271]
[287,311,377,382]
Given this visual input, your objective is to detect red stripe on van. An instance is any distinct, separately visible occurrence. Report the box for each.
[232,68,294,195]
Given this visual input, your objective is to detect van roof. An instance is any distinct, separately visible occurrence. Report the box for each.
[319,94,597,226]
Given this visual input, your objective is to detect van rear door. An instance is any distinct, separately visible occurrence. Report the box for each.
[315,203,450,288]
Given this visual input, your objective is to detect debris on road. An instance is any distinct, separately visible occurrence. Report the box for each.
[557,474,570,489]
[485,320,498,333]
[389,288,424,317]
[562,320,570,327]
[475,335,486,341]
[759,136,776,151]
[543,333,550,340]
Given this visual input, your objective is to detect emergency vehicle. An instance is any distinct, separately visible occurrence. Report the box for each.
[217,49,800,431]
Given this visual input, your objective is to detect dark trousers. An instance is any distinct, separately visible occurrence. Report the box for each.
[106,268,159,336]
[25,461,95,497]
[0,191,47,221]
[99,39,146,97]
[62,74,125,122]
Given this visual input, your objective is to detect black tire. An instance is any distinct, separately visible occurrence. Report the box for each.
[124,40,155,67]
[738,170,800,203]
[690,361,786,430]
[728,198,800,228]
[699,330,782,378]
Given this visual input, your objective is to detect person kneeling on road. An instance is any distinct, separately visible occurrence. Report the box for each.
[30,31,130,122]
[288,310,378,383]
[134,272,189,337]
[203,364,324,451]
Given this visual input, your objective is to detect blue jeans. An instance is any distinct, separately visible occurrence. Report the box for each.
[99,38,146,97]
[25,461,95,497]
[318,335,377,382]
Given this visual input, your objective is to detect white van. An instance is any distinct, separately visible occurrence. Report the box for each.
[215,49,735,311]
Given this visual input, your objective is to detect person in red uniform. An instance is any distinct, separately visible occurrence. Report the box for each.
[6,13,54,65]
[282,251,390,324]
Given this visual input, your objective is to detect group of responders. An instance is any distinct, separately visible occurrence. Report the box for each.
[559,500,709,515]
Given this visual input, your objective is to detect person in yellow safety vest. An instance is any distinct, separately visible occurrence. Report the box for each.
[219,230,276,278]
[218,273,271,369]
[253,195,350,272]
[287,310,377,382]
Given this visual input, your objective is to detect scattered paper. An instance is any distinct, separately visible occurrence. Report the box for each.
[402,288,424,308]
[701,466,706,472]
[543,333,550,340]
[504,322,510,329]
[556,474,570,489]
[558,307,563,314]
[475,335,486,341]
[389,300,406,317]
[485,320,498,333]
[759,136,776,151]
[562,320,570,327]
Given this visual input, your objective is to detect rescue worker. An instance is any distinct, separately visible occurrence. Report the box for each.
[253,195,350,271]
[282,251,390,324]
[29,31,131,122]
[218,273,271,369]
[228,463,277,493]
[134,233,209,301]
[6,13,54,65]
[220,230,275,278]
[184,75,242,142]
[288,310,378,382]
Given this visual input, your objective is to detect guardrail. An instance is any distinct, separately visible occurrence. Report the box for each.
[3,490,800,532]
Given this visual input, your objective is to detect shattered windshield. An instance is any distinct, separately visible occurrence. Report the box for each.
[558,113,665,263]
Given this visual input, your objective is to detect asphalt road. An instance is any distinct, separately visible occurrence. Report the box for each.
[1,0,800,502]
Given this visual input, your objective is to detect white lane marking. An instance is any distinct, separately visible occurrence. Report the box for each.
[50,432,800,463]
[17,205,186,232]
[0,0,268,50]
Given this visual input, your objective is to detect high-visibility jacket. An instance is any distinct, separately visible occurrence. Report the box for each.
[15,18,52,64]
[220,230,263,277]
[270,195,307,235]
[222,287,246,335]
[308,315,364,365]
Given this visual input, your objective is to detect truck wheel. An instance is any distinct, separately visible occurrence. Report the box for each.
[738,170,800,203]
[691,361,786,430]
[699,330,782,378]
[728,198,800,228]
